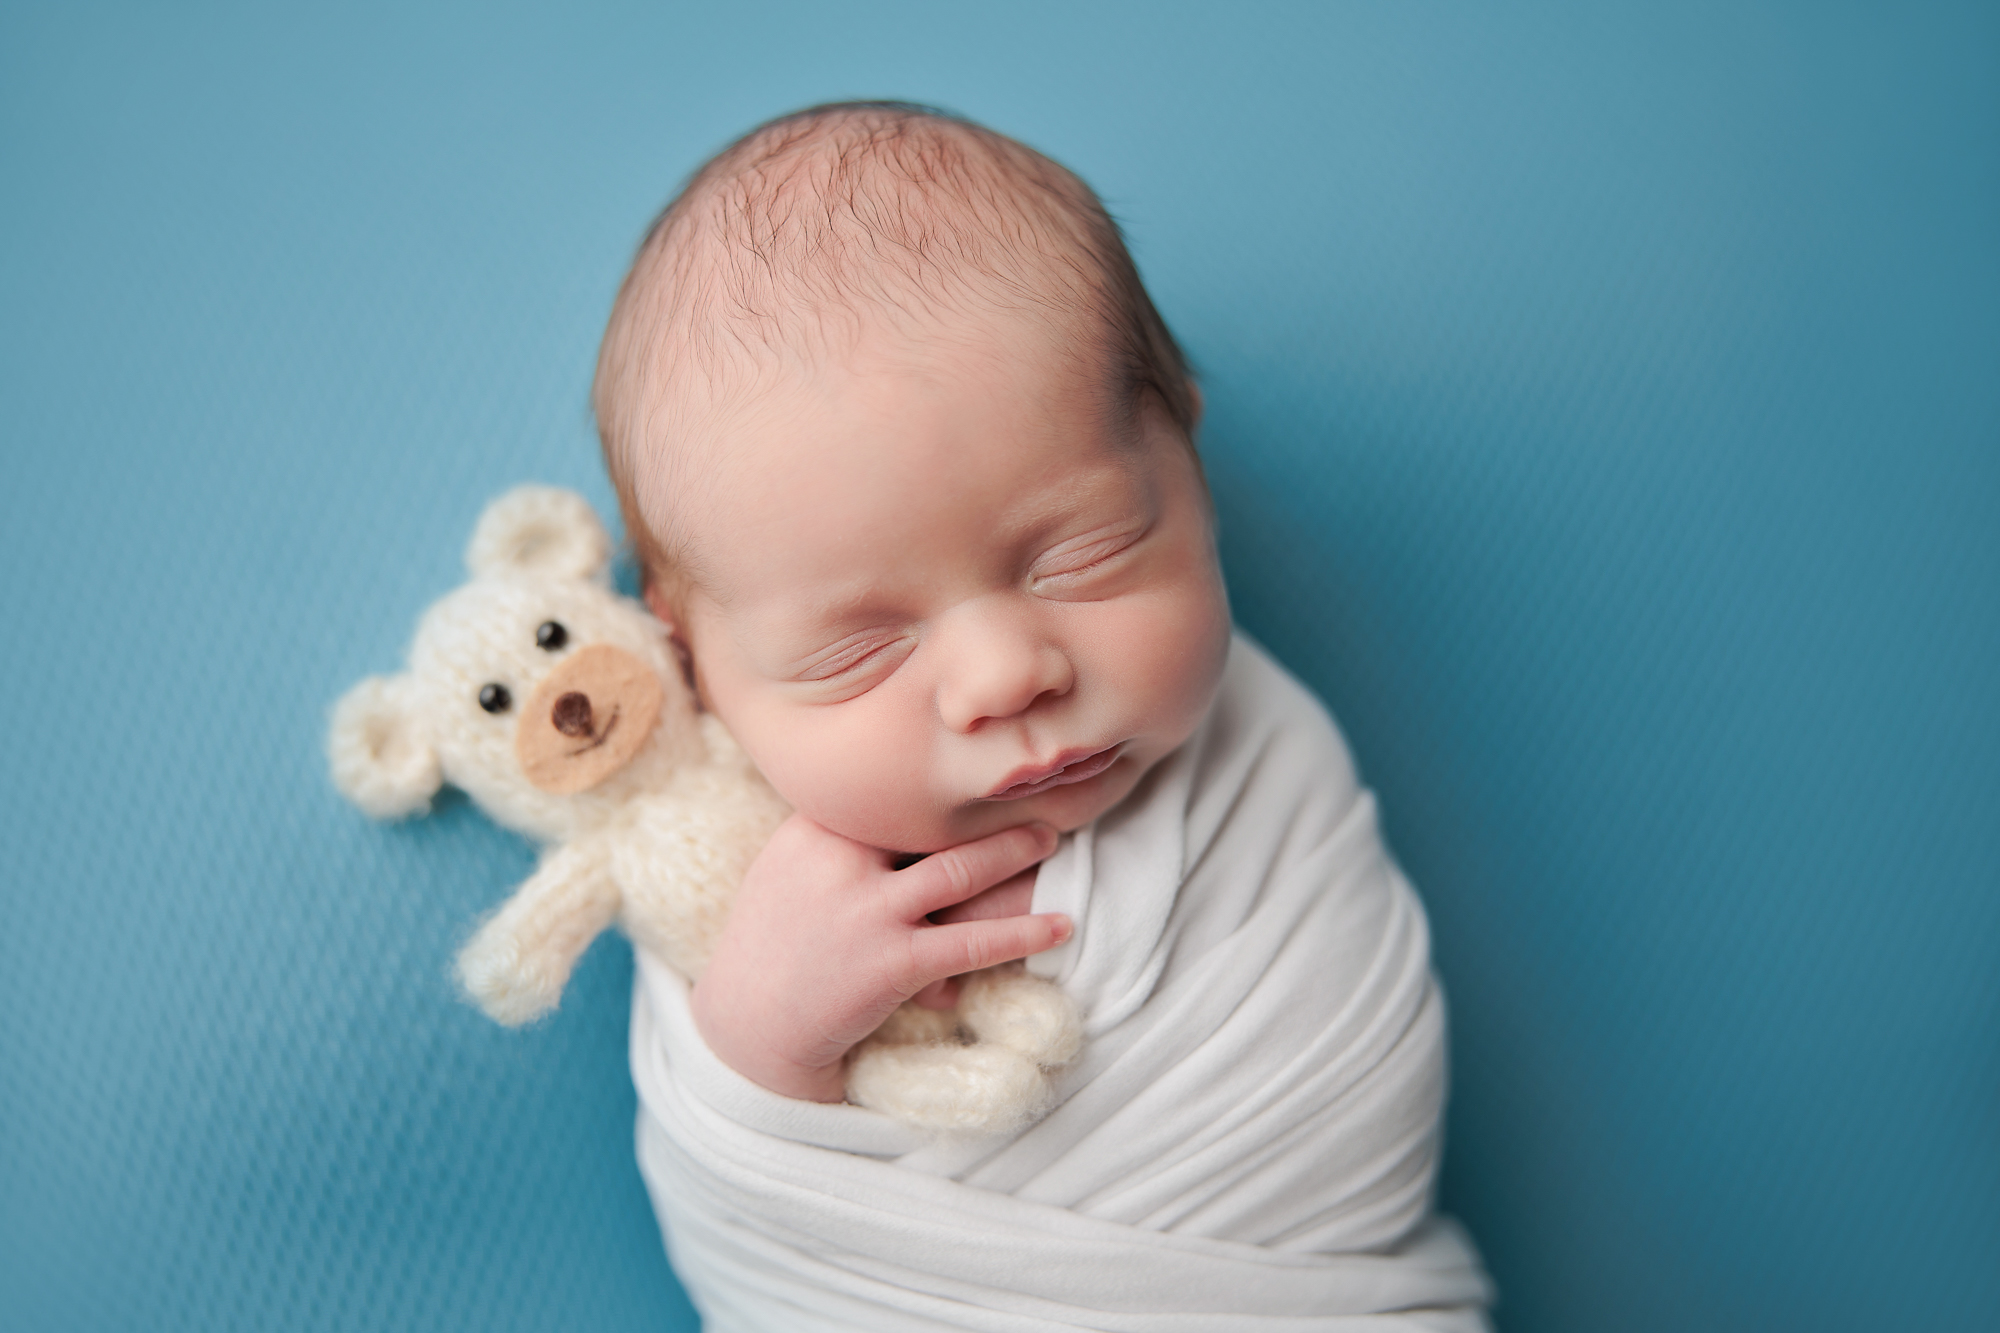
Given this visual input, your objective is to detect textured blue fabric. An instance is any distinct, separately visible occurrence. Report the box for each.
[2,3,1994,1330]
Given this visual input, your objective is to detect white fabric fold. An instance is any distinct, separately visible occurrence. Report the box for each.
[631,636,1492,1330]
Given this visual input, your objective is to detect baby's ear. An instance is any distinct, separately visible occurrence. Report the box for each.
[642,583,699,696]
[642,583,677,637]
[329,674,443,818]
[465,486,611,584]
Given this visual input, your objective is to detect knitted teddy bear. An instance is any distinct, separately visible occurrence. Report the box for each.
[328,485,1080,1134]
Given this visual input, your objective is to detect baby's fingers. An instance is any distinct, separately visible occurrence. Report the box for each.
[906,914,1072,989]
[927,869,1037,925]
[891,823,1056,920]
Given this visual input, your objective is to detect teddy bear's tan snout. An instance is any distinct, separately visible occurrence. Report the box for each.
[515,642,664,795]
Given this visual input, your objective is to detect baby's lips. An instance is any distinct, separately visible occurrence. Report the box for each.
[987,744,1123,801]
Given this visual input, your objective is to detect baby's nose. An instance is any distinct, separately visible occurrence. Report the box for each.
[935,611,1074,732]
[551,691,594,738]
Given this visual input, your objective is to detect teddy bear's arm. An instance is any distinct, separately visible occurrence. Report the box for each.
[455,839,620,1026]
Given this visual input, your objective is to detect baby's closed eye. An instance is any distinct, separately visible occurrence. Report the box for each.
[788,629,918,701]
[1028,517,1154,598]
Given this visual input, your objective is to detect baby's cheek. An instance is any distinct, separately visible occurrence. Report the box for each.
[742,703,943,849]
[1104,589,1230,736]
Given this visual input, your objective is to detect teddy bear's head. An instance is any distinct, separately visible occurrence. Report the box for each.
[329,486,700,842]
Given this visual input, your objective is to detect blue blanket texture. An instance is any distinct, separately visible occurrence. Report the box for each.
[2,3,1994,1330]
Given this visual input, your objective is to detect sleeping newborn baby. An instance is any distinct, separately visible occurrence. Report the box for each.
[593,101,1491,1330]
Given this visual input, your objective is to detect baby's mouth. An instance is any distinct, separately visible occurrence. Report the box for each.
[987,744,1122,801]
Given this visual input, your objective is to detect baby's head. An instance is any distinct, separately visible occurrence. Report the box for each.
[594,102,1230,853]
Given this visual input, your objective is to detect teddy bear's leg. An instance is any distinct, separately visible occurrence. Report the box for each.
[846,1037,1051,1135]
[843,972,1083,1134]
[956,966,1083,1070]
[455,841,618,1026]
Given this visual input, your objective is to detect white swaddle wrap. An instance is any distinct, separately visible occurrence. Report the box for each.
[630,637,1492,1330]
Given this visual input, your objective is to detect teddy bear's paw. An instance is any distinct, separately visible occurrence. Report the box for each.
[454,927,567,1027]
[957,970,1083,1070]
[847,1040,1053,1135]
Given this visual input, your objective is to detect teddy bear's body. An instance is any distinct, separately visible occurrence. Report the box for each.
[330,486,1079,1134]
[453,710,791,1023]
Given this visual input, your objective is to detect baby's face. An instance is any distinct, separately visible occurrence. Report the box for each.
[645,310,1231,853]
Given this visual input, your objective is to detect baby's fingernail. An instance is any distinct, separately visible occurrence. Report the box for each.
[1050,915,1073,943]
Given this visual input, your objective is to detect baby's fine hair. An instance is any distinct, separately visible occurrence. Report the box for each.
[592,101,1195,588]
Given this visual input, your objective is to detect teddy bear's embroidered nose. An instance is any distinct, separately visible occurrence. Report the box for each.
[552,692,594,738]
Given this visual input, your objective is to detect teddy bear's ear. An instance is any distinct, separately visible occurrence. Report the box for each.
[465,486,611,584]
[328,674,443,819]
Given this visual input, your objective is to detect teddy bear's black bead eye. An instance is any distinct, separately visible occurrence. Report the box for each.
[478,683,512,714]
[535,621,568,651]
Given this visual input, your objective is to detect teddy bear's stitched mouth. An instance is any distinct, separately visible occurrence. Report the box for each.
[564,705,621,757]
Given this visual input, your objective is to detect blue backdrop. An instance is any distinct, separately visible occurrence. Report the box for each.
[3,3,1994,1330]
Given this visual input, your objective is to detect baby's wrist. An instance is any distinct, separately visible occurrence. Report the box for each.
[689,978,850,1103]
[742,1054,848,1104]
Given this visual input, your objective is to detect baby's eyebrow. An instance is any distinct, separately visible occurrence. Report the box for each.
[747,581,913,648]
[1008,462,1155,539]
[729,457,1156,639]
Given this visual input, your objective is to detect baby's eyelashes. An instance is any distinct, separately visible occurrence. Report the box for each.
[1027,519,1153,597]
[786,631,918,700]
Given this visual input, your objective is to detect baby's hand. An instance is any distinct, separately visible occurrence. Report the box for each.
[690,815,1070,1104]
[910,869,1040,1010]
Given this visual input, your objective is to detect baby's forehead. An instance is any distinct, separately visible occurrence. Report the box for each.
[660,308,1126,507]
[647,327,1156,609]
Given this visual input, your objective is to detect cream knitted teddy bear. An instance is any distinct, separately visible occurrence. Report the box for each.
[328,486,1080,1134]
